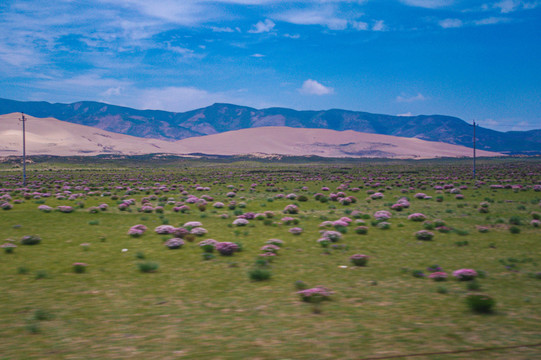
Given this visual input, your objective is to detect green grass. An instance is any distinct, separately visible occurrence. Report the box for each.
[0,158,540,359]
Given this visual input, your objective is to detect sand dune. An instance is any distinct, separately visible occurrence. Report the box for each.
[0,113,502,158]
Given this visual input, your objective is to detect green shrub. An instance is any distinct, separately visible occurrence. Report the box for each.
[466,294,496,313]
[248,268,272,281]
[509,226,521,234]
[137,261,159,273]
[33,309,54,321]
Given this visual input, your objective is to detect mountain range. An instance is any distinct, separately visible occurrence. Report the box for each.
[0,97,539,154]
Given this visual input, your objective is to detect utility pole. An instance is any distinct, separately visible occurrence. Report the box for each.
[473,120,476,180]
[19,113,27,186]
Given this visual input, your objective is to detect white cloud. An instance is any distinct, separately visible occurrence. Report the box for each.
[248,19,275,33]
[400,0,454,8]
[299,79,334,95]
[351,21,368,30]
[284,33,301,39]
[490,0,540,13]
[211,26,235,32]
[494,0,520,13]
[439,18,463,28]
[396,93,426,103]
[372,20,386,31]
[397,112,413,117]
[274,8,349,30]
[103,87,123,96]
[474,17,511,25]
[250,53,265,57]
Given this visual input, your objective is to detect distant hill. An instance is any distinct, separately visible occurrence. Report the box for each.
[0,98,539,154]
[0,113,503,158]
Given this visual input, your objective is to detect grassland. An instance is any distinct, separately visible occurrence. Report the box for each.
[0,157,540,359]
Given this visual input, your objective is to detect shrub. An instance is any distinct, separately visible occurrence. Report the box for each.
[415,230,434,241]
[215,242,239,256]
[350,254,369,266]
[453,268,478,281]
[509,226,521,234]
[466,294,496,313]
[138,261,159,273]
[72,262,87,273]
[355,226,368,235]
[1,243,16,253]
[21,235,41,246]
[429,272,448,281]
[164,238,184,249]
[33,309,54,321]
[248,268,272,281]
[202,253,215,261]
[297,286,333,303]
[199,239,218,252]
[408,213,427,221]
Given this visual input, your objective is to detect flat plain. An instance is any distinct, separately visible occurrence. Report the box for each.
[0,157,540,359]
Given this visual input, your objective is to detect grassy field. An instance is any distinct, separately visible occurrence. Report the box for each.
[0,158,540,359]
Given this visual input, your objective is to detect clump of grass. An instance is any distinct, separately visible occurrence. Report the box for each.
[294,280,308,290]
[466,294,496,314]
[202,253,215,261]
[467,280,482,291]
[248,268,272,281]
[137,261,159,273]
[35,270,48,279]
[436,286,448,294]
[25,321,41,334]
[33,309,54,321]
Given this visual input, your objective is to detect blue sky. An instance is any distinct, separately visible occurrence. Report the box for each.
[0,0,539,131]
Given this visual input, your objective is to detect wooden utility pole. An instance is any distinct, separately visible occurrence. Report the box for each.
[20,113,27,186]
[473,120,476,180]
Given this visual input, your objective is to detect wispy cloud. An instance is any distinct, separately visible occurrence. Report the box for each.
[299,79,334,95]
[273,7,350,30]
[372,20,386,31]
[396,93,426,103]
[474,17,512,25]
[211,26,236,33]
[248,19,276,33]
[400,0,454,9]
[439,18,463,28]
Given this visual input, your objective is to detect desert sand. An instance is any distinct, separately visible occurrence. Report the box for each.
[0,113,502,158]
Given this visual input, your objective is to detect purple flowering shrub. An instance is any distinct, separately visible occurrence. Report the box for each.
[297,286,333,303]
[429,272,448,281]
[128,224,147,237]
[215,242,239,256]
[164,238,184,249]
[415,230,434,241]
[350,254,369,266]
[453,269,478,281]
